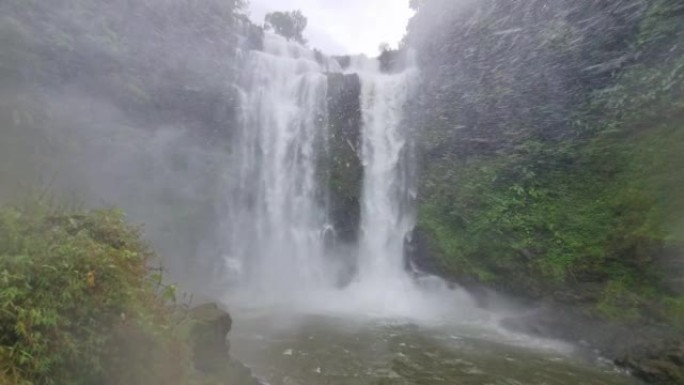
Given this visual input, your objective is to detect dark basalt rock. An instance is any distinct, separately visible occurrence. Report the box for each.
[617,342,684,384]
[185,303,262,385]
[501,303,684,385]
[325,73,363,245]
[404,227,448,277]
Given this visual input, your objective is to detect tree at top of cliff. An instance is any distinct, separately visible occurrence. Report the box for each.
[264,10,308,44]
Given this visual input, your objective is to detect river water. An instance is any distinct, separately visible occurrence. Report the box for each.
[224,279,639,385]
[229,310,639,385]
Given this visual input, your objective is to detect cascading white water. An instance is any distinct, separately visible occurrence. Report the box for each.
[223,36,477,319]
[355,59,417,284]
[224,34,338,294]
[325,57,458,318]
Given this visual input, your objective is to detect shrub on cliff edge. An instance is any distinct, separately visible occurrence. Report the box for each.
[0,202,193,385]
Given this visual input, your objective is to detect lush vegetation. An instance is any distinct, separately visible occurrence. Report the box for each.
[419,109,684,320]
[0,202,252,385]
[2,0,683,383]
[410,0,684,320]
[407,2,684,380]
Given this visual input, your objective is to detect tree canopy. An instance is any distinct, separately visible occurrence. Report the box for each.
[264,10,308,43]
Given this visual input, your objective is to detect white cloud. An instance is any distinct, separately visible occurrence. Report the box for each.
[247,0,414,56]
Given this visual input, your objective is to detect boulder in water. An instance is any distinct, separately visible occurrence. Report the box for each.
[181,303,262,385]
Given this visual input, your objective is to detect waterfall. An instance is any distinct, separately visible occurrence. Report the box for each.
[223,34,337,294]
[328,57,442,317]
[223,34,444,315]
[354,59,417,285]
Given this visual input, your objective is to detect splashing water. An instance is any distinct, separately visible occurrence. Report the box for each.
[356,60,417,283]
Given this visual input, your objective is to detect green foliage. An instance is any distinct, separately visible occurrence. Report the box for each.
[0,202,249,385]
[419,106,684,314]
[637,0,684,52]
[596,279,651,321]
[0,202,192,384]
[415,0,684,324]
[663,297,684,330]
[588,58,684,130]
[264,10,308,43]
[420,141,613,287]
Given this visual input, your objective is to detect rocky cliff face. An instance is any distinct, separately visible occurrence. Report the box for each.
[320,73,364,284]
[408,0,652,156]
[324,73,363,246]
[404,0,684,383]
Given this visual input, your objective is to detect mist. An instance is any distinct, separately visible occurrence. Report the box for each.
[0,0,248,290]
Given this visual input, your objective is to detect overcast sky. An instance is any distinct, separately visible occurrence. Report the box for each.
[248,0,415,56]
